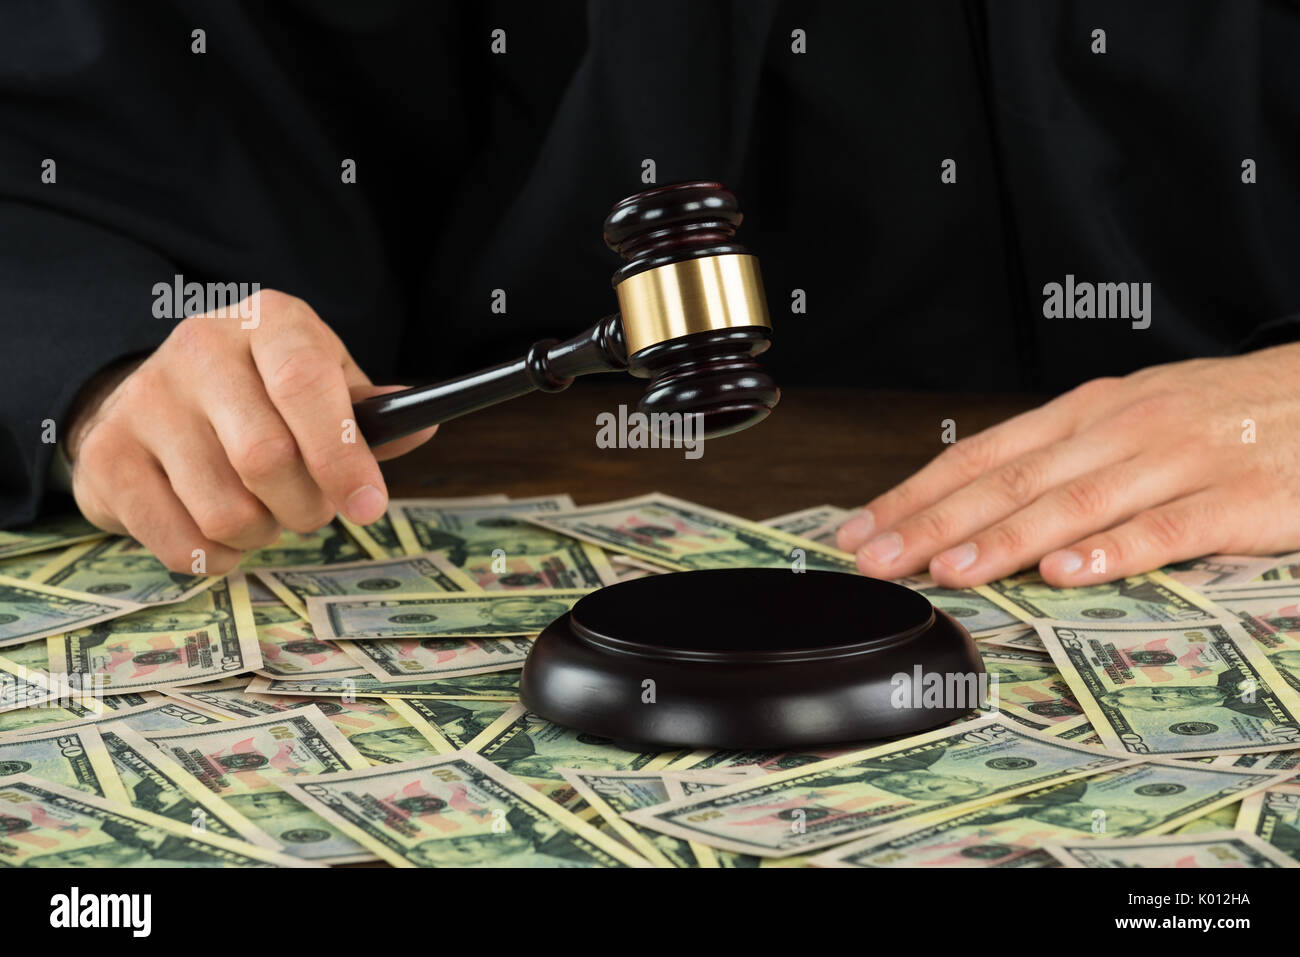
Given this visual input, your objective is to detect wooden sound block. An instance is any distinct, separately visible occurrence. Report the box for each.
[519,569,984,750]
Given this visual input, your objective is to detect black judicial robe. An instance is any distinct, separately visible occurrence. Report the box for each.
[1,0,1298,525]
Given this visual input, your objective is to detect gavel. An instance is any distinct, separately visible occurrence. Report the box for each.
[351,181,779,445]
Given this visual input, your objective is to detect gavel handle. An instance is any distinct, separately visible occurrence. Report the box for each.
[351,314,628,447]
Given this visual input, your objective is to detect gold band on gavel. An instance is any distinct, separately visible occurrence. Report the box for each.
[615,254,771,356]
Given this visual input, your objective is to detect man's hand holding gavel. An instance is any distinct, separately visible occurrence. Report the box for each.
[839,341,1300,588]
[63,289,437,575]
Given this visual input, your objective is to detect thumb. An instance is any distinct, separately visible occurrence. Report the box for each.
[349,383,439,462]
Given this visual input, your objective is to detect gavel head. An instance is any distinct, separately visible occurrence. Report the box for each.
[603,181,779,439]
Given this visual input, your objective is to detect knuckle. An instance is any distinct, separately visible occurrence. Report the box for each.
[1067,376,1122,404]
[910,508,955,545]
[193,496,266,544]
[987,521,1030,556]
[1057,475,1110,519]
[942,436,996,482]
[1115,391,1180,429]
[265,351,330,403]
[279,497,335,535]
[1138,508,1192,550]
[992,458,1044,507]
[231,431,301,482]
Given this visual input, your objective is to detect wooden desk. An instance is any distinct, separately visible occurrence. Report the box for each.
[380,383,1044,516]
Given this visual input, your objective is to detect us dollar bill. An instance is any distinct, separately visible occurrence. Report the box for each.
[338,514,407,560]
[0,724,127,801]
[0,698,105,736]
[660,771,766,868]
[394,698,515,750]
[339,635,535,682]
[254,552,475,619]
[245,670,520,700]
[0,550,62,581]
[240,522,368,568]
[0,652,83,715]
[977,570,1225,626]
[976,627,1046,653]
[1164,555,1281,589]
[98,722,282,850]
[34,536,216,605]
[1205,582,1300,693]
[1235,782,1300,862]
[307,589,588,640]
[388,495,615,589]
[892,574,1023,635]
[523,492,856,573]
[0,513,104,559]
[623,714,1131,858]
[2,696,232,739]
[1170,801,1242,835]
[46,572,262,693]
[143,706,375,863]
[1043,830,1298,868]
[468,704,681,808]
[279,751,649,867]
[0,774,310,867]
[0,574,140,647]
[251,603,361,680]
[1033,619,1300,757]
[807,760,1295,868]
[161,684,452,766]
[981,652,1086,726]
[762,505,853,546]
[558,768,698,868]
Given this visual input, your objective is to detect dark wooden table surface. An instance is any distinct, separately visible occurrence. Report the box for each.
[381,383,1043,516]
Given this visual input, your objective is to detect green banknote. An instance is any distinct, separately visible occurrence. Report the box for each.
[0,550,64,581]
[623,715,1131,858]
[893,574,1022,634]
[1215,749,1300,771]
[807,760,1293,868]
[468,704,680,807]
[0,774,309,867]
[338,514,406,560]
[1163,555,1279,589]
[396,698,515,750]
[524,492,856,573]
[389,495,615,589]
[660,771,764,868]
[0,652,79,714]
[0,574,138,647]
[245,670,520,700]
[1208,582,1300,693]
[1171,801,1241,834]
[0,725,127,801]
[977,570,1225,626]
[240,523,368,568]
[34,536,215,605]
[279,751,649,867]
[251,603,361,680]
[99,722,282,850]
[1235,782,1300,861]
[1044,830,1297,868]
[338,636,535,682]
[46,572,262,693]
[558,768,698,868]
[144,706,374,863]
[982,652,1085,726]
[763,505,852,546]
[307,589,588,640]
[0,699,103,736]
[0,513,104,559]
[976,627,1046,653]
[254,552,474,619]
[1033,620,1300,757]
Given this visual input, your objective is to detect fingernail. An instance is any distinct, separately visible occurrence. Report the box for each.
[837,509,875,548]
[345,484,386,524]
[1047,549,1084,575]
[936,542,979,572]
[863,531,903,564]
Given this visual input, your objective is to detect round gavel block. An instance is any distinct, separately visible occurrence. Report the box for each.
[519,569,984,750]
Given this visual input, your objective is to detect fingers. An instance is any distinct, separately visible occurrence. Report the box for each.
[851,424,1143,579]
[1038,490,1233,586]
[926,450,1203,587]
[196,358,336,533]
[350,384,439,462]
[139,414,281,552]
[838,400,1084,554]
[250,305,389,525]
[73,425,242,574]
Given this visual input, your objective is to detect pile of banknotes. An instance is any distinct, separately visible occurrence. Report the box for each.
[1,493,1299,868]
